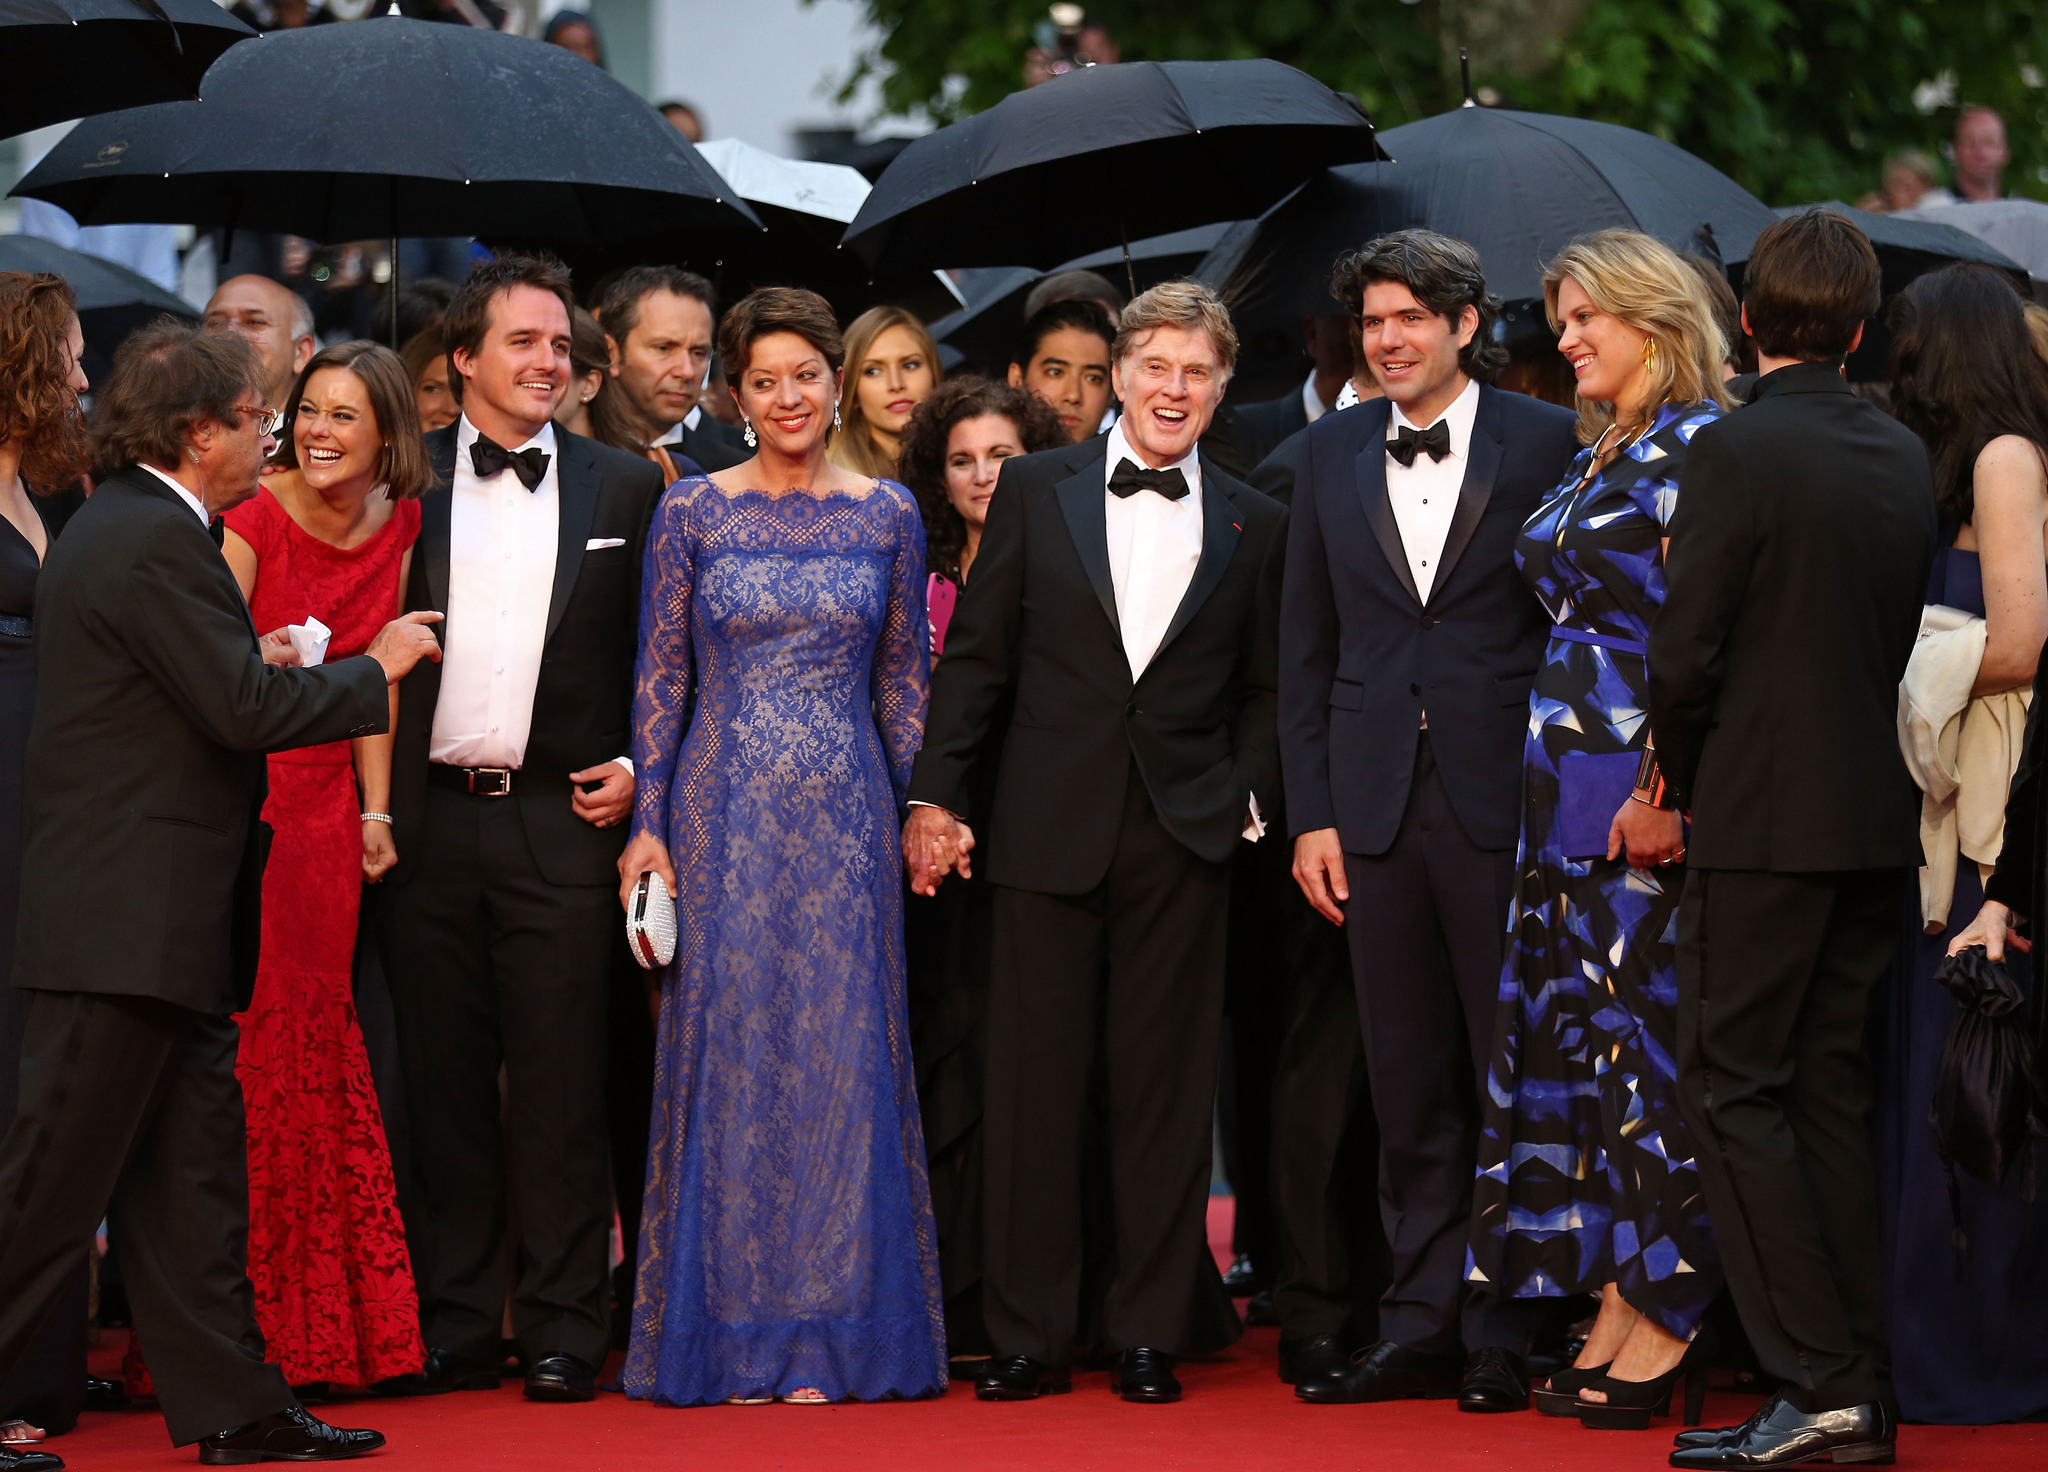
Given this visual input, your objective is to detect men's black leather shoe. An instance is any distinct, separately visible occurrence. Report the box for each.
[1278,1333,1350,1386]
[0,1448,64,1472]
[198,1407,385,1464]
[1295,1340,1463,1404]
[1458,1347,1530,1413]
[1111,1348,1181,1404]
[83,1375,128,1412]
[371,1346,501,1396]
[524,1355,598,1403]
[974,1354,1071,1401]
[1675,1396,1778,1451]
[1669,1397,1894,1468]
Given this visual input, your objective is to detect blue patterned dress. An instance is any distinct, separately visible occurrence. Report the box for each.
[622,475,949,1405]
[1466,402,1725,1339]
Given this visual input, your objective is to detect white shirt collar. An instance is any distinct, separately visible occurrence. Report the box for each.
[1388,376,1481,461]
[456,413,556,461]
[1103,419,1203,501]
[137,462,211,527]
[650,405,703,448]
[1302,372,1332,426]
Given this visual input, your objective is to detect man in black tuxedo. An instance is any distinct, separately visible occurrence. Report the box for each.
[1281,230,1579,1412]
[906,281,1286,1405]
[1653,210,1936,1470]
[373,255,662,1404]
[0,322,441,1469]
[595,265,748,473]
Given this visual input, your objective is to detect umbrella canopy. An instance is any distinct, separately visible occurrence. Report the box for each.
[9,18,761,244]
[0,0,252,139]
[0,231,196,386]
[841,59,1385,275]
[1213,106,1779,324]
[1895,199,2048,290]
[694,138,871,227]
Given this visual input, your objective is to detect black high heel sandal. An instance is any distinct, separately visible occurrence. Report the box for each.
[1532,1361,1613,1418]
[1576,1331,1712,1431]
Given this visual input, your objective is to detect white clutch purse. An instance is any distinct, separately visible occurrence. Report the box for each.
[626,871,677,970]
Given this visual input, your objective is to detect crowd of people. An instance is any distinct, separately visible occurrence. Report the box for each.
[0,187,2044,1472]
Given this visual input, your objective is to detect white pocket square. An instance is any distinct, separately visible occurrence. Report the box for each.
[585,537,626,550]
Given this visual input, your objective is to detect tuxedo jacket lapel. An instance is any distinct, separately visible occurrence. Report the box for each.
[1353,401,1422,606]
[1151,472,1241,664]
[1430,386,1504,602]
[547,431,600,645]
[1054,451,1121,640]
[422,430,456,614]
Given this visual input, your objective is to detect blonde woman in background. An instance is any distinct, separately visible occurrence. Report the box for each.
[828,305,940,477]
[1466,230,1731,1432]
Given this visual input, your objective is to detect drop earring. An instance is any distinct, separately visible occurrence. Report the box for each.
[742,417,757,448]
[833,401,842,432]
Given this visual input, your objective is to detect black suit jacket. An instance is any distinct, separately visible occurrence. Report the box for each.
[1201,390,1311,482]
[907,434,1287,893]
[13,469,388,1013]
[387,423,663,888]
[1648,363,1937,871]
[1279,385,1580,855]
[669,414,748,474]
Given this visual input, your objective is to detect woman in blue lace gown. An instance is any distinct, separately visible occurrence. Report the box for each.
[1466,234,1727,1425]
[617,288,947,1407]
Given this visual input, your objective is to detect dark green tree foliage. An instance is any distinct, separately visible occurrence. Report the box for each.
[828,0,2047,205]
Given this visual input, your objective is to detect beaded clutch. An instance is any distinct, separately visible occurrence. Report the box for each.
[626,871,677,970]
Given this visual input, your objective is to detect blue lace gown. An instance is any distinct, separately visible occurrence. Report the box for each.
[1466,403,1725,1340]
[622,474,949,1405]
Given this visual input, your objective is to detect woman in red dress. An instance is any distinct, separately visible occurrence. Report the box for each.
[215,340,432,1392]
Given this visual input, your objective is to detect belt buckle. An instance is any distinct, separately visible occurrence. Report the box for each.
[468,767,513,797]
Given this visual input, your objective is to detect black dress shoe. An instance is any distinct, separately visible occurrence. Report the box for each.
[1668,1398,1894,1468]
[0,1448,64,1472]
[1674,1394,1781,1450]
[371,1346,501,1397]
[1220,1253,1263,1295]
[1277,1333,1350,1386]
[523,1355,598,1403]
[1111,1348,1180,1404]
[1296,1340,1463,1404]
[1458,1347,1530,1413]
[197,1407,385,1464]
[974,1354,1071,1401]
[1243,1289,1279,1327]
[83,1376,128,1412]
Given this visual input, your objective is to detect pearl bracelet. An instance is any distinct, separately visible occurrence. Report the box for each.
[361,812,394,825]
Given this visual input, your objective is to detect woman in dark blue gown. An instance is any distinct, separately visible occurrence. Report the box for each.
[1883,264,2048,1424]
[1468,233,1728,1428]
[617,288,947,1407]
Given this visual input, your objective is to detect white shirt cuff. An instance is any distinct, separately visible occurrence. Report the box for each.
[1243,792,1266,842]
[613,756,634,775]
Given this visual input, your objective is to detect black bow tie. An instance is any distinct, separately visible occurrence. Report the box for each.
[1387,419,1452,468]
[208,516,225,548]
[1109,458,1191,501]
[470,434,550,491]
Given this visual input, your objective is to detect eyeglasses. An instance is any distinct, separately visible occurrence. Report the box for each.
[235,403,283,437]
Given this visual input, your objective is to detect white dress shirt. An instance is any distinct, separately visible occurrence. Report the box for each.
[1103,421,1204,681]
[1302,372,1333,426]
[1385,377,1480,604]
[430,416,560,770]
[652,403,705,448]
[137,463,211,528]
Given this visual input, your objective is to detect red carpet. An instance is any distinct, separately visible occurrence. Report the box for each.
[55,1200,2047,1470]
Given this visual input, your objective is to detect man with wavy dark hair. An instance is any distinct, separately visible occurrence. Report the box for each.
[1280,229,1579,1411]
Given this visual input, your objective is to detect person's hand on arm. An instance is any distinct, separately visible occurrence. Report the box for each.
[364,611,444,684]
[571,760,634,829]
[1292,827,1348,926]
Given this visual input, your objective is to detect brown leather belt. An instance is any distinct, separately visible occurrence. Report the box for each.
[428,763,516,797]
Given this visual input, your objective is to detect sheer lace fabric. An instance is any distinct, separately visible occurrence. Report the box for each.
[622,476,947,1404]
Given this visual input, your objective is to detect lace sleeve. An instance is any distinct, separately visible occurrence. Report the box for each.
[871,482,930,807]
[631,482,697,844]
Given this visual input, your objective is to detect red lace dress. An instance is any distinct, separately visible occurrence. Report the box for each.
[132,488,425,1392]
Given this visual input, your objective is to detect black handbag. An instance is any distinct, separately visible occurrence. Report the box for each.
[1928,944,2048,1249]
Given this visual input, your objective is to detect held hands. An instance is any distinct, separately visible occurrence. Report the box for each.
[618,831,676,914]
[902,806,975,896]
[571,760,634,828]
[1608,797,1685,869]
[1292,827,1348,926]
[364,611,445,685]
[1948,898,2030,963]
[258,628,302,667]
[362,820,397,883]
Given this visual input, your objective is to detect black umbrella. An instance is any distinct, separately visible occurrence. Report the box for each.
[0,0,252,139]
[841,59,1385,281]
[0,233,196,385]
[1212,106,1780,325]
[9,19,761,245]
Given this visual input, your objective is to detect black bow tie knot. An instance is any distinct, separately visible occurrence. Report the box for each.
[470,434,551,491]
[1387,419,1452,468]
[1108,458,1191,501]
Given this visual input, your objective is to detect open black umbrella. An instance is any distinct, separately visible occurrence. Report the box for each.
[841,59,1385,281]
[0,232,196,384]
[1212,105,1779,325]
[9,19,761,245]
[0,0,252,139]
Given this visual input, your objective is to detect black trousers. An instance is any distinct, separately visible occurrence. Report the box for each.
[1221,844,1286,1281]
[1677,867,1900,1412]
[1342,735,1529,1356]
[983,768,1234,1363]
[0,992,293,1446]
[377,784,615,1369]
[1266,876,1388,1343]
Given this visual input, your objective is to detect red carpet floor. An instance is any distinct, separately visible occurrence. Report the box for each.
[53,1200,2048,1470]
